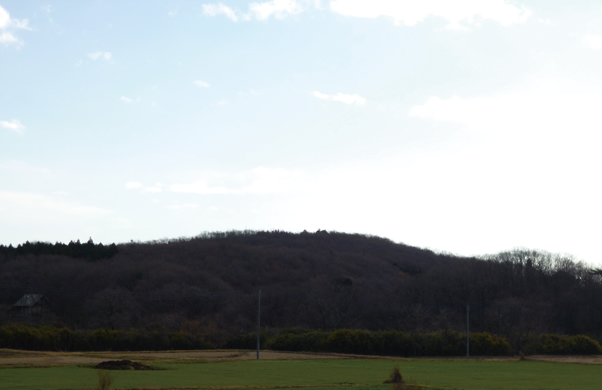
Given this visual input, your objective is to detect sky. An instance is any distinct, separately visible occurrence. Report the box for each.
[1,0,602,264]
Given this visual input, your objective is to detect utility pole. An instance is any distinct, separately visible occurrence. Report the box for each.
[257,289,261,360]
[466,304,470,359]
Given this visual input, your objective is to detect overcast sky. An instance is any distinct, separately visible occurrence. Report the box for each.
[1,0,602,264]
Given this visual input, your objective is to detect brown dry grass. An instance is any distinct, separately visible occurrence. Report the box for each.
[0,349,343,367]
[1,348,601,368]
[519,355,602,365]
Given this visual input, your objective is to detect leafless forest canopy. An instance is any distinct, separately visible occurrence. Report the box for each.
[1,230,601,341]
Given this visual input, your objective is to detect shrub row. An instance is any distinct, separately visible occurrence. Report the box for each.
[0,325,212,351]
[270,329,512,356]
[1,325,600,356]
[522,334,602,355]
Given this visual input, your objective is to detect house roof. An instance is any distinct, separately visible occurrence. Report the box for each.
[13,294,45,307]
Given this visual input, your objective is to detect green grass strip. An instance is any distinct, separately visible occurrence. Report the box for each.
[0,359,600,390]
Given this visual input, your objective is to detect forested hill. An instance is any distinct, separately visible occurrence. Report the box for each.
[1,230,601,340]
[0,239,118,260]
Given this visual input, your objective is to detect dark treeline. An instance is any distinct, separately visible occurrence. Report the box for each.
[1,230,602,354]
[0,239,118,261]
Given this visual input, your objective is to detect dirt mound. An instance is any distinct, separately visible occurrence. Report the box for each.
[94,359,154,370]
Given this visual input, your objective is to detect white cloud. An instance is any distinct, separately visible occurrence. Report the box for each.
[144,184,163,193]
[0,31,18,44]
[0,6,29,30]
[170,181,237,194]
[168,167,307,196]
[0,5,29,46]
[88,51,112,61]
[583,34,602,50]
[313,91,366,105]
[203,0,304,21]
[0,6,9,29]
[0,119,26,134]
[125,182,143,189]
[120,96,133,103]
[168,203,199,210]
[203,3,240,21]
[249,0,303,20]
[9,18,30,30]
[125,181,163,193]
[409,81,602,141]
[329,0,531,28]
[311,0,323,10]
[194,80,211,88]
[410,95,480,123]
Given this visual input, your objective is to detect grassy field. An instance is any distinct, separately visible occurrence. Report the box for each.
[1,354,602,390]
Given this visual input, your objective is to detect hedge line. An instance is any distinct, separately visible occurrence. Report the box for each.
[0,325,600,356]
[269,329,602,356]
[0,325,212,351]
[523,334,602,355]
[270,329,513,356]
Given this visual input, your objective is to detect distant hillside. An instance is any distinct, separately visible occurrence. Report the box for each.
[1,230,600,340]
